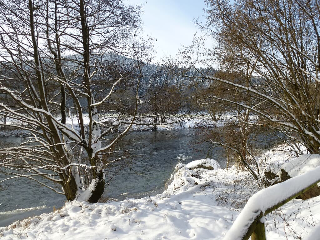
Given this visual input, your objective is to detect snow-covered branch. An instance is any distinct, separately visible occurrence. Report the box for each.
[91,77,123,107]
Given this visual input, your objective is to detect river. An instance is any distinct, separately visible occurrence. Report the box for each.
[0,127,285,227]
[0,129,224,227]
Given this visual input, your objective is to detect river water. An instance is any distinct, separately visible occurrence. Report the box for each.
[103,129,224,200]
[0,128,285,227]
[0,129,223,227]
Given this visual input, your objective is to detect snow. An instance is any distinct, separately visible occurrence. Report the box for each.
[282,154,320,177]
[0,112,254,138]
[1,146,320,239]
[185,159,221,170]
[305,223,320,240]
[0,113,217,137]
[77,179,98,202]
[0,159,237,240]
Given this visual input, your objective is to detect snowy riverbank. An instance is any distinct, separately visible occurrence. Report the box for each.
[0,112,249,137]
[1,144,320,239]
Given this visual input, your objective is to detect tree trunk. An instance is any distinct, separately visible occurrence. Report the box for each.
[62,174,78,201]
[88,170,105,203]
[153,115,158,131]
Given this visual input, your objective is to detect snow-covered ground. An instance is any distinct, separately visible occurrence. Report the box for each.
[0,112,246,137]
[1,145,320,239]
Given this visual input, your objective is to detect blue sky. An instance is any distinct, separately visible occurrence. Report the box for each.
[125,0,207,61]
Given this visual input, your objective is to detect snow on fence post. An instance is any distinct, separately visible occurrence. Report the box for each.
[223,164,320,240]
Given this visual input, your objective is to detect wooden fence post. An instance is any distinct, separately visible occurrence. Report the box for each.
[251,220,266,240]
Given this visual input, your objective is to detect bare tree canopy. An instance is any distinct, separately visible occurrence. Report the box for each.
[0,0,146,202]
[202,0,320,153]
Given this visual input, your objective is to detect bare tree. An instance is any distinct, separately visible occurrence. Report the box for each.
[200,0,320,154]
[0,0,146,202]
[145,65,183,129]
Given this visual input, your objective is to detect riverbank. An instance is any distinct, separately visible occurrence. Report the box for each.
[0,112,249,137]
[1,144,319,239]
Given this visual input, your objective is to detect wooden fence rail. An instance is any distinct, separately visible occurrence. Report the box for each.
[223,165,320,240]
